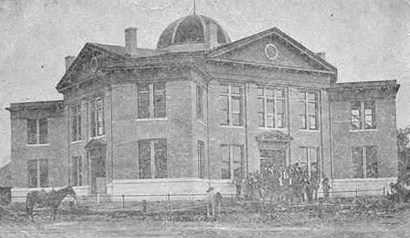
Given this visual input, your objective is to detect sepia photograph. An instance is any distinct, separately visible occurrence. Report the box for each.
[1,0,410,237]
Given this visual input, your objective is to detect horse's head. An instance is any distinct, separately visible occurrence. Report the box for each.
[65,186,77,198]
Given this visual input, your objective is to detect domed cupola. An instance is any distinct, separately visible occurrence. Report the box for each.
[157,14,231,52]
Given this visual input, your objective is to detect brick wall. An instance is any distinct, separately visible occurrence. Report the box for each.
[10,106,67,188]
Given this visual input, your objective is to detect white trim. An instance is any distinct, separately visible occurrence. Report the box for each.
[299,129,320,133]
[26,143,50,147]
[89,135,106,140]
[112,178,234,184]
[333,177,396,183]
[219,125,244,129]
[349,129,378,133]
[135,117,168,122]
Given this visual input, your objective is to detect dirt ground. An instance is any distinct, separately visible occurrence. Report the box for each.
[1,210,410,238]
[2,200,410,238]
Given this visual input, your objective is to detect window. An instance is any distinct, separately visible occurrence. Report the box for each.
[351,101,376,130]
[71,105,82,141]
[72,156,82,186]
[28,159,48,188]
[257,87,286,128]
[301,147,320,177]
[27,118,48,144]
[198,140,205,178]
[91,98,104,137]
[220,145,244,180]
[218,84,243,126]
[138,139,167,179]
[299,91,318,130]
[196,85,204,121]
[352,146,378,178]
[137,82,166,119]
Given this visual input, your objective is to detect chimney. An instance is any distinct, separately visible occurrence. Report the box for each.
[125,27,137,56]
[206,23,218,51]
[65,56,75,71]
[316,52,326,60]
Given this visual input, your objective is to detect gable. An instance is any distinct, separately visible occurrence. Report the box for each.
[255,130,293,142]
[221,36,314,68]
[56,43,127,92]
[208,27,337,73]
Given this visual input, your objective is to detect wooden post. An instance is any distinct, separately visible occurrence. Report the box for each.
[355,189,358,197]
[167,193,171,221]
[122,195,125,209]
[142,199,147,213]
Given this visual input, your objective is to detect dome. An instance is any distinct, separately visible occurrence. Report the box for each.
[157,14,231,51]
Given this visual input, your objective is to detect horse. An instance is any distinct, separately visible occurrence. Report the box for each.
[205,187,222,220]
[390,181,410,203]
[26,186,77,221]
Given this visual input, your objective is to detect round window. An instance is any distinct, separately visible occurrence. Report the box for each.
[90,56,99,72]
[264,44,278,60]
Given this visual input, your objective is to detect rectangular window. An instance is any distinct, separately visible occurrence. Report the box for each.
[198,140,205,178]
[299,91,318,130]
[257,87,286,128]
[137,84,150,118]
[28,159,48,188]
[352,146,378,178]
[137,83,166,119]
[71,105,82,141]
[351,101,376,130]
[72,156,82,186]
[196,85,204,121]
[27,119,48,145]
[91,98,104,137]
[218,84,243,126]
[138,139,167,179]
[220,145,244,180]
[301,147,320,177]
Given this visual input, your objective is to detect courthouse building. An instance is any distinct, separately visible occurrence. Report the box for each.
[6,14,400,199]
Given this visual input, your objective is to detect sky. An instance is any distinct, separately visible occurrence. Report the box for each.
[0,0,410,167]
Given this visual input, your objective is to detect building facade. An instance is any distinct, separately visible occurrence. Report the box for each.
[7,14,399,199]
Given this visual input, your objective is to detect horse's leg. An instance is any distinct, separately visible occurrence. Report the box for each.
[206,203,210,219]
[53,207,57,221]
[212,200,215,219]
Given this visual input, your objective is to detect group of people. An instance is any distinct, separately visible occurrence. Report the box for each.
[234,163,331,203]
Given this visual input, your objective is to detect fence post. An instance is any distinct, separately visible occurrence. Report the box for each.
[167,193,171,221]
[383,186,386,196]
[122,195,125,209]
[355,189,358,197]
[142,199,147,213]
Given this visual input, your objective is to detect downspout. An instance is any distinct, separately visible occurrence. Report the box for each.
[328,88,334,189]
[67,105,71,186]
[319,89,325,181]
[110,85,114,195]
[206,77,211,182]
[287,87,291,165]
[245,83,249,174]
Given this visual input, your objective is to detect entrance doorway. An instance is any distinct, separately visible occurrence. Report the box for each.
[89,147,106,194]
[260,149,286,171]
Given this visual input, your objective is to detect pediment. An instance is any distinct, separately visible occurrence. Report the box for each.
[255,130,293,142]
[56,43,127,92]
[85,138,107,149]
[208,27,336,73]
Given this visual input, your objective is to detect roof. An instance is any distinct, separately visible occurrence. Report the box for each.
[334,80,399,89]
[208,27,337,74]
[90,43,163,58]
[6,100,64,112]
[157,14,231,50]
